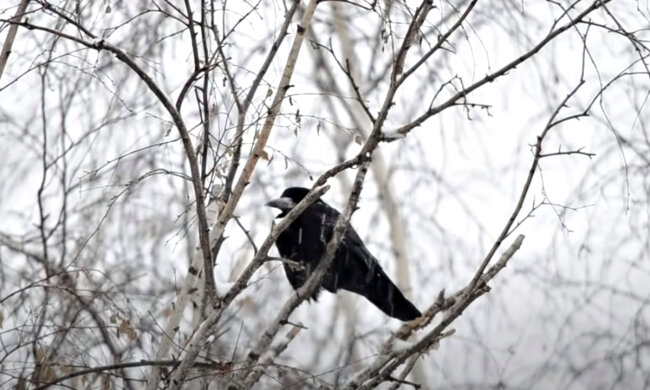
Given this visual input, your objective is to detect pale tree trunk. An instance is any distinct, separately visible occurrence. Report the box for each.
[308,2,418,376]
[146,194,224,390]
[330,3,413,296]
[329,1,422,382]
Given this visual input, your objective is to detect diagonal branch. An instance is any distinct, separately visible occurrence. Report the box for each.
[167,183,330,389]
[0,0,31,81]
[384,0,612,141]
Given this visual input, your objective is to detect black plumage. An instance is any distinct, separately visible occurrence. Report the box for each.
[266,187,421,321]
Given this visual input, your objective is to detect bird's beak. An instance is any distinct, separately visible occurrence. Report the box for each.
[265,197,297,210]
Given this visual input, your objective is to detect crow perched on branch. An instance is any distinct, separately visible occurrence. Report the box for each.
[266,187,421,321]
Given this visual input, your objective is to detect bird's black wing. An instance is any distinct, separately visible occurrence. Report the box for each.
[328,225,420,320]
[315,208,421,321]
[275,200,421,320]
[275,202,337,299]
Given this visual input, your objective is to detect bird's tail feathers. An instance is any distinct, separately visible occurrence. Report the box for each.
[348,268,421,321]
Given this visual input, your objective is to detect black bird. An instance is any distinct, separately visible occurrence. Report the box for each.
[266,187,421,321]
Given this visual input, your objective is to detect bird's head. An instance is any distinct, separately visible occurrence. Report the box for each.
[266,187,318,218]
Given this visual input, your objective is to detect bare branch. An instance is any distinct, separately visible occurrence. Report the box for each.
[0,0,30,81]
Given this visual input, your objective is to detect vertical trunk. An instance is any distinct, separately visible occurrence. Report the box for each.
[330,2,423,383]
